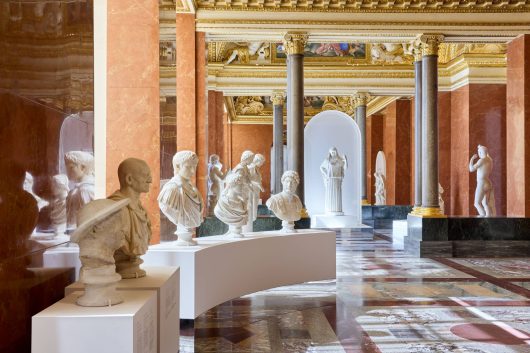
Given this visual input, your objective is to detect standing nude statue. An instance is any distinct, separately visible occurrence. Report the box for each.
[469,145,496,217]
[207,154,225,216]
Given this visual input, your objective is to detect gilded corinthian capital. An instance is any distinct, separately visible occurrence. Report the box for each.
[418,34,445,57]
[283,33,308,55]
[412,39,423,62]
[271,91,285,106]
[353,93,371,108]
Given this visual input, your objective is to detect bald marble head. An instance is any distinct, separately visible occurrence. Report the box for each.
[118,158,152,194]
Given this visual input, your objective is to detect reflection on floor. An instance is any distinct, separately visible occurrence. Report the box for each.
[182,229,530,352]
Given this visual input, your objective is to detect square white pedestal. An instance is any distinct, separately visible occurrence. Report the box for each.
[32,290,157,353]
[65,267,180,353]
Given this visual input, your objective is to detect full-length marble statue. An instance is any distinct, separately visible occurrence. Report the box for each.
[207,154,225,216]
[214,173,249,237]
[65,151,95,228]
[71,198,129,307]
[108,158,152,278]
[438,183,445,215]
[320,147,347,214]
[374,172,386,206]
[158,151,204,246]
[49,174,69,237]
[266,171,303,232]
[248,153,265,223]
[469,145,496,217]
[231,151,254,228]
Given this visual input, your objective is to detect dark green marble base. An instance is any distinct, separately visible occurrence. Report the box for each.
[362,205,413,229]
[198,215,311,237]
[405,214,530,258]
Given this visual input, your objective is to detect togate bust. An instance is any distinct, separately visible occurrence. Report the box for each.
[158,151,204,246]
[65,151,95,229]
[70,198,129,307]
[108,158,152,278]
[266,171,303,232]
[214,173,249,237]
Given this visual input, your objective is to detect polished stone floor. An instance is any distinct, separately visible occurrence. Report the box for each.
[181,229,530,352]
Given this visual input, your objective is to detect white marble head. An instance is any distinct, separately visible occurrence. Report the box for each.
[173,151,199,180]
[478,145,488,158]
[281,171,299,194]
[118,158,152,194]
[209,154,220,164]
[240,150,255,166]
[328,147,338,159]
[252,154,265,167]
[64,151,95,182]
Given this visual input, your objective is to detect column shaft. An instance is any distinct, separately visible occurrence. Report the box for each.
[287,53,305,203]
[414,60,422,208]
[356,105,367,201]
[421,55,439,209]
[272,101,284,194]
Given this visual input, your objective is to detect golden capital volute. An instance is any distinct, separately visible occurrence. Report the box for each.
[283,33,308,55]
[412,38,423,62]
[271,91,285,106]
[419,34,444,57]
[353,93,370,108]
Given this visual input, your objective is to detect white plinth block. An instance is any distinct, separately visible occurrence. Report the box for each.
[32,290,157,353]
[143,229,336,319]
[64,267,180,353]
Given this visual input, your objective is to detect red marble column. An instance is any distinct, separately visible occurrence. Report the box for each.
[383,100,412,205]
[507,34,530,216]
[106,0,160,243]
[451,84,507,216]
[195,32,208,201]
[207,91,225,158]
[438,92,452,215]
[366,114,384,204]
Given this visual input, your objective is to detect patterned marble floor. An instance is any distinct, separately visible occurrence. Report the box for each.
[182,229,530,352]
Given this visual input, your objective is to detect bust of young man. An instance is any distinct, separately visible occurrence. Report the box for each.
[64,151,95,228]
[266,170,303,232]
[108,158,152,278]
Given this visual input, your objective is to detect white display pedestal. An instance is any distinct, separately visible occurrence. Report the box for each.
[311,214,367,229]
[32,290,157,353]
[42,244,81,280]
[65,267,180,353]
[392,220,407,250]
[143,229,336,319]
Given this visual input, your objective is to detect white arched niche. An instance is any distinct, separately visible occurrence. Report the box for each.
[304,110,362,228]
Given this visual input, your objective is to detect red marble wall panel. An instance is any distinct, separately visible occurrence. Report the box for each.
[383,105,397,204]
[507,34,530,216]
[395,99,412,205]
[450,85,470,215]
[107,0,160,242]
[366,114,384,204]
[410,97,416,204]
[438,92,452,215]
[230,124,273,200]
[196,32,208,201]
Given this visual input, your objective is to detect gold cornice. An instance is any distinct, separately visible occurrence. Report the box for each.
[283,33,308,55]
[367,96,400,116]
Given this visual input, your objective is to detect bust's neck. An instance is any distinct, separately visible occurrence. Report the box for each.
[119,187,140,202]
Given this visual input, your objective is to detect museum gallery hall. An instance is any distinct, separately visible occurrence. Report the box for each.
[1,1,530,352]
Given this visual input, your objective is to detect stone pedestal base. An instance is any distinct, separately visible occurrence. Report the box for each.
[311,214,363,229]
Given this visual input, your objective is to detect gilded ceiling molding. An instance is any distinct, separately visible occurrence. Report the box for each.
[418,34,445,56]
[282,33,308,55]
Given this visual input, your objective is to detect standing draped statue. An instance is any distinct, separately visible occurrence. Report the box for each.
[248,154,265,223]
[469,145,496,217]
[320,147,347,215]
[374,172,386,206]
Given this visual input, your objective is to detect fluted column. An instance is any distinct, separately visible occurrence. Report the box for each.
[354,93,370,205]
[419,34,445,217]
[412,40,423,213]
[284,32,307,207]
[271,91,285,194]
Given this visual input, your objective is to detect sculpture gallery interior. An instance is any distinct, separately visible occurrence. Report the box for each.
[2,1,530,352]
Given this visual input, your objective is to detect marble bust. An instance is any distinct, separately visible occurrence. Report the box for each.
[231,150,254,230]
[248,153,266,223]
[71,198,129,307]
[65,151,95,229]
[158,151,204,246]
[374,172,386,206]
[207,154,225,216]
[214,173,249,237]
[266,171,303,232]
[108,158,152,278]
[49,174,69,237]
[320,147,347,215]
[469,145,496,217]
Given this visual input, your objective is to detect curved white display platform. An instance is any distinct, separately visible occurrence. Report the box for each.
[143,229,336,319]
